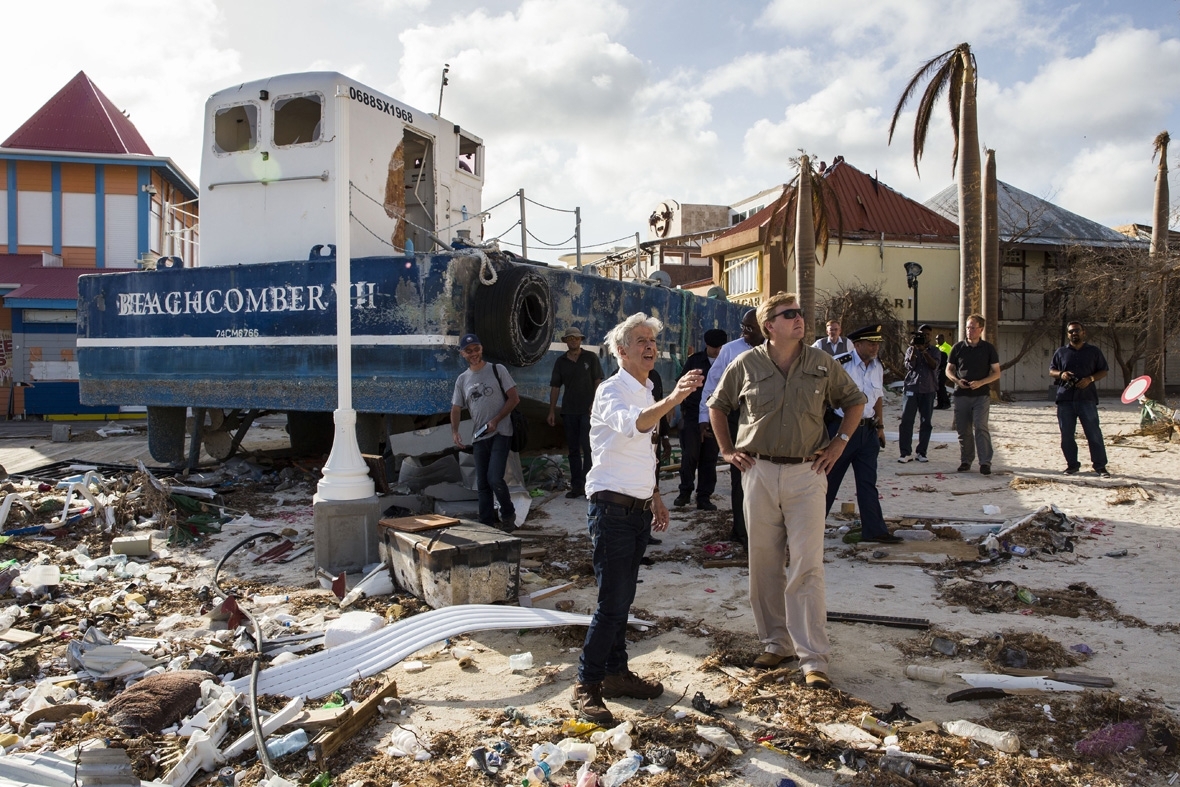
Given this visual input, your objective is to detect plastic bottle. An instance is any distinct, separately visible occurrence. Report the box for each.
[859,712,898,738]
[879,756,916,777]
[592,721,633,752]
[943,720,1020,753]
[599,752,642,787]
[508,652,534,670]
[531,742,568,776]
[575,762,598,787]
[557,738,598,762]
[264,728,309,758]
[904,665,947,684]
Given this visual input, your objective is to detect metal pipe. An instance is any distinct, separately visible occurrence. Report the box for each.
[519,188,528,259]
[207,172,329,190]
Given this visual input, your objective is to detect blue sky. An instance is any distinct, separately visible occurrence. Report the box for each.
[3,0,1178,263]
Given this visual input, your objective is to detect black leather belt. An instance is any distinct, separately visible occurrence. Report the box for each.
[859,418,879,429]
[591,490,653,512]
[754,454,818,465]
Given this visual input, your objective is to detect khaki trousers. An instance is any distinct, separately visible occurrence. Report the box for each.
[744,460,830,674]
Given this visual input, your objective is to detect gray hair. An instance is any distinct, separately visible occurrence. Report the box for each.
[604,312,664,360]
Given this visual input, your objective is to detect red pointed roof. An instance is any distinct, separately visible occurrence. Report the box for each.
[2,71,152,155]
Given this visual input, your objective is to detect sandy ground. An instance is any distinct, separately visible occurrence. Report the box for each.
[2,395,1178,786]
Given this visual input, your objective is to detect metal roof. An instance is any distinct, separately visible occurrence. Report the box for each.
[925,181,1143,249]
[1,71,153,155]
[0,255,104,302]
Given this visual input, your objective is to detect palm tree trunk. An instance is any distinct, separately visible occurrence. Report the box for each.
[982,148,999,395]
[1146,132,1169,401]
[795,155,818,328]
[957,57,982,340]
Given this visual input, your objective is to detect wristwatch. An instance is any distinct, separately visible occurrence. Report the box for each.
[838,433,850,442]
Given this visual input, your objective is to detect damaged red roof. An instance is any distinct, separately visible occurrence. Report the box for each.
[2,71,153,156]
[0,255,104,301]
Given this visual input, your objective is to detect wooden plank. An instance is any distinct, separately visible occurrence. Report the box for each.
[520,547,547,559]
[379,514,459,533]
[312,679,398,762]
[279,705,353,733]
[702,559,747,568]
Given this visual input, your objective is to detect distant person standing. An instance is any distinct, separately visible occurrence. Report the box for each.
[897,324,940,463]
[699,310,764,546]
[935,332,953,409]
[947,314,1001,475]
[675,329,727,510]
[812,320,851,356]
[450,333,518,531]
[1050,321,1110,477]
[548,327,604,498]
[823,325,900,543]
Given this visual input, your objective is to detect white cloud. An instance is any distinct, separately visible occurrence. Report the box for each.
[1053,142,1162,228]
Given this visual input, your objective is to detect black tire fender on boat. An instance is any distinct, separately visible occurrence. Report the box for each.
[474,265,554,367]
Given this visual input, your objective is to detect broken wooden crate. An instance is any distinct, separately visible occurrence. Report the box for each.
[378,516,521,609]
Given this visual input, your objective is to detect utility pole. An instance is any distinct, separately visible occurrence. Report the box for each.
[437,64,449,116]
[518,188,528,260]
[575,207,582,270]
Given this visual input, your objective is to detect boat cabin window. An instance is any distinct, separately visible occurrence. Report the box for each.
[214,103,258,154]
[458,133,482,177]
[273,94,323,147]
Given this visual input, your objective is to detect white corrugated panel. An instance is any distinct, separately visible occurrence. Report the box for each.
[17,191,52,246]
[0,191,7,241]
[104,194,138,268]
[62,193,96,246]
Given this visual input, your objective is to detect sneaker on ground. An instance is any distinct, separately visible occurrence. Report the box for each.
[564,489,584,499]
[697,501,718,511]
[672,495,691,507]
[1097,469,1112,478]
[980,465,991,475]
[570,682,614,724]
[1063,466,1080,475]
[916,455,928,463]
[897,455,913,463]
[601,669,664,699]
[957,462,971,472]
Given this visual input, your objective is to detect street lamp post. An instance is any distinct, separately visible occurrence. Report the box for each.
[904,261,923,329]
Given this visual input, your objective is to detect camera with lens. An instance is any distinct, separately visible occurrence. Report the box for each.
[1059,373,1079,390]
[910,332,928,346]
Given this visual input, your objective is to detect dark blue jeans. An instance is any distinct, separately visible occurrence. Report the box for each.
[563,413,592,493]
[824,422,888,539]
[898,392,935,457]
[727,409,746,544]
[472,433,515,526]
[677,418,719,503]
[578,501,651,684]
[1057,400,1108,471]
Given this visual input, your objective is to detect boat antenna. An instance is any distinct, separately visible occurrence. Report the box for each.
[437,63,450,116]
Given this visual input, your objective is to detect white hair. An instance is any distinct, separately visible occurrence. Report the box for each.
[604,312,663,360]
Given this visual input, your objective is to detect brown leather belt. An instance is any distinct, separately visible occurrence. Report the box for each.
[754,454,818,465]
[590,490,653,512]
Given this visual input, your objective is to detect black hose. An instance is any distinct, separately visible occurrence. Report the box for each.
[212,532,284,778]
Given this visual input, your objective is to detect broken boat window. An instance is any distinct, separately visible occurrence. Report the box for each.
[458,133,482,177]
[273,94,323,147]
[213,103,258,154]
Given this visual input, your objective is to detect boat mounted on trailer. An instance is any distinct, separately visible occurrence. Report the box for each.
[76,72,744,463]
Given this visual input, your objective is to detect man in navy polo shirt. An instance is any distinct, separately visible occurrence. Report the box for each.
[1049,321,1110,477]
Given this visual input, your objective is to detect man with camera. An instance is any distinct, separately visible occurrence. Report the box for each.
[1049,321,1110,477]
[898,325,941,463]
[947,314,1001,475]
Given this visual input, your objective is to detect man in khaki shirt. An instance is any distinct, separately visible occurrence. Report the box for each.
[707,292,865,690]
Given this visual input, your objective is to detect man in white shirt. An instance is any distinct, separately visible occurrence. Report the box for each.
[812,320,851,356]
[698,309,763,546]
[571,312,703,725]
[823,325,900,543]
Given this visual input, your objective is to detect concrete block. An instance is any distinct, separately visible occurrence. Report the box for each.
[51,424,72,443]
[313,494,380,575]
[379,520,520,609]
[112,534,153,556]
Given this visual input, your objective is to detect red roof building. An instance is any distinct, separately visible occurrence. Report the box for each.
[3,72,153,156]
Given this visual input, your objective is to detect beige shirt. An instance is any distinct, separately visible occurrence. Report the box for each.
[708,344,866,457]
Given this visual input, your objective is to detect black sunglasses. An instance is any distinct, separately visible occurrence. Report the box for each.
[771,308,804,321]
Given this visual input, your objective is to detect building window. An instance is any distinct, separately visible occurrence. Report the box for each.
[214,103,258,154]
[724,252,760,297]
[457,133,482,177]
[273,94,323,146]
[999,247,1048,321]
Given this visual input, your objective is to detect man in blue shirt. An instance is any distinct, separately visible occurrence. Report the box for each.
[1049,322,1110,477]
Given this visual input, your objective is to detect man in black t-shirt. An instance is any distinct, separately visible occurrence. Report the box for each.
[674,329,727,510]
[946,314,1001,474]
[548,327,604,498]
[1049,321,1110,477]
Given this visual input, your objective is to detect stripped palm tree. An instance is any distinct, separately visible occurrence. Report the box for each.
[889,43,980,339]
[766,154,843,329]
[1146,131,1170,400]
[981,148,999,364]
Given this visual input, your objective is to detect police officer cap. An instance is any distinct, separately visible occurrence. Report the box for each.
[704,329,728,348]
[847,324,884,343]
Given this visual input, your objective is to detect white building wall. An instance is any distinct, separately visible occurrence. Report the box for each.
[62,193,96,247]
[17,191,51,246]
[104,194,138,268]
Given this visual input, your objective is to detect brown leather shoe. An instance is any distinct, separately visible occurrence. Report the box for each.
[601,669,664,699]
[804,670,832,690]
[571,682,614,724]
[752,651,798,670]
